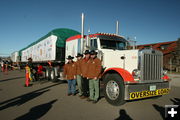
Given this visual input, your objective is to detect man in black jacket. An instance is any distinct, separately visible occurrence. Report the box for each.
[27,58,35,81]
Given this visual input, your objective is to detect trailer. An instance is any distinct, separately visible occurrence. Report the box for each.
[19,28,80,62]
[18,28,80,81]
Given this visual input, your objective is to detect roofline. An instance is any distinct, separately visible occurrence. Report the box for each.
[138,40,177,46]
[18,28,80,54]
[87,33,125,38]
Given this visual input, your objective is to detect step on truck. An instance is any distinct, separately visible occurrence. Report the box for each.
[14,13,170,106]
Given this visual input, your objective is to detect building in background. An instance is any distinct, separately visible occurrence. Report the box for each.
[138,38,180,72]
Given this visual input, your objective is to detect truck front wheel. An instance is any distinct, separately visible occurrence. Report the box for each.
[103,73,125,106]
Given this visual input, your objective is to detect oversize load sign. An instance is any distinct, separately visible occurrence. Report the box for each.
[129,88,170,100]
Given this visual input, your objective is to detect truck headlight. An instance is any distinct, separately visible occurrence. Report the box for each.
[162,70,171,81]
[132,69,140,80]
[132,69,140,76]
[162,70,168,75]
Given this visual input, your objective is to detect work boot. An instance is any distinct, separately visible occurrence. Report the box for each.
[72,93,76,96]
[93,100,98,104]
[80,96,87,99]
[79,95,83,97]
[87,98,93,102]
[67,93,72,96]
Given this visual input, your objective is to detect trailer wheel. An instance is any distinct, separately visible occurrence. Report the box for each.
[50,69,57,82]
[45,68,51,80]
[103,73,125,106]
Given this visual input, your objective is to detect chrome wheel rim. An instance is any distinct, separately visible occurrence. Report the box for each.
[51,71,54,80]
[106,80,119,100]
[46,70,49,77]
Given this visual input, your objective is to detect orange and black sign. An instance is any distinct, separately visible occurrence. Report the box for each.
[129,88,170,100]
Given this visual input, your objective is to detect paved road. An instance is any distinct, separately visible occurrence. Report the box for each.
[0,70,179,120]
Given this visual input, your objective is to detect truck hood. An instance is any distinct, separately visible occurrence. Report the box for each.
[100,49,139,73]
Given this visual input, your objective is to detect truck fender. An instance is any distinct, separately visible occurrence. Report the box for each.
[102,68,137,83]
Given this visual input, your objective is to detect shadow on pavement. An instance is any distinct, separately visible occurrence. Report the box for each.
[114,109,133,120]
[14,99,57,120]
[0,82,62,111]
[0,77,24,83]
[170,98,180,105]
[0,89,49,111]
[39,80,67,84]
[153,97,180,119]
[152,104,165,119]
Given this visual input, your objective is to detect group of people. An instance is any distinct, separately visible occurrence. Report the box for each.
[64,50,102,103]
[1,60,10,74]
[24,49,102,103]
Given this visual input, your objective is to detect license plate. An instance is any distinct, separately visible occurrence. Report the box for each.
[150,85,156,91]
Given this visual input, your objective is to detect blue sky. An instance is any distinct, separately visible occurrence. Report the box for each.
[0,0,180,56]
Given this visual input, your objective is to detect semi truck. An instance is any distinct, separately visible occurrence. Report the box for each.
[13,14,170,106]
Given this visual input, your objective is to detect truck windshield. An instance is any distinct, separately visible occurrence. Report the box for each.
[100,39,126,50]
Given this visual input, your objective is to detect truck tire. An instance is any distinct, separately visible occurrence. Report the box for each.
[50,69,58,82]
[103,73,125,106]
[45,68,51,80]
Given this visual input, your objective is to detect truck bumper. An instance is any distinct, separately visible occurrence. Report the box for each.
[124,81,170,100]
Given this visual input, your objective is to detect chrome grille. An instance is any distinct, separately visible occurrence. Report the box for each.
[140,50,163,81]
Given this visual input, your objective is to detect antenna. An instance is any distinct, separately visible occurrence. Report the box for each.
[133,36,137,49]
[88,28,90,34]
[127,36,137,49]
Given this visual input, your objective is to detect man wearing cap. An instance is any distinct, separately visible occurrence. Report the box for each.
[27,58,35,81]
[64,55,77,96]
[28,58,33,70]
[80,50,90,99]
[75,53,83,97]
[86,50,101,103]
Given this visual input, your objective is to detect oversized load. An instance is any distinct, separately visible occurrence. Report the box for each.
[19,28,80,62]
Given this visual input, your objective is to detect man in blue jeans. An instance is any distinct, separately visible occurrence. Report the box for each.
[64,55,77,96]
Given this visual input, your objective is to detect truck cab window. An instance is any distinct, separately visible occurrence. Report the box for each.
[90,39,97,50]
[100,39,126,50]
